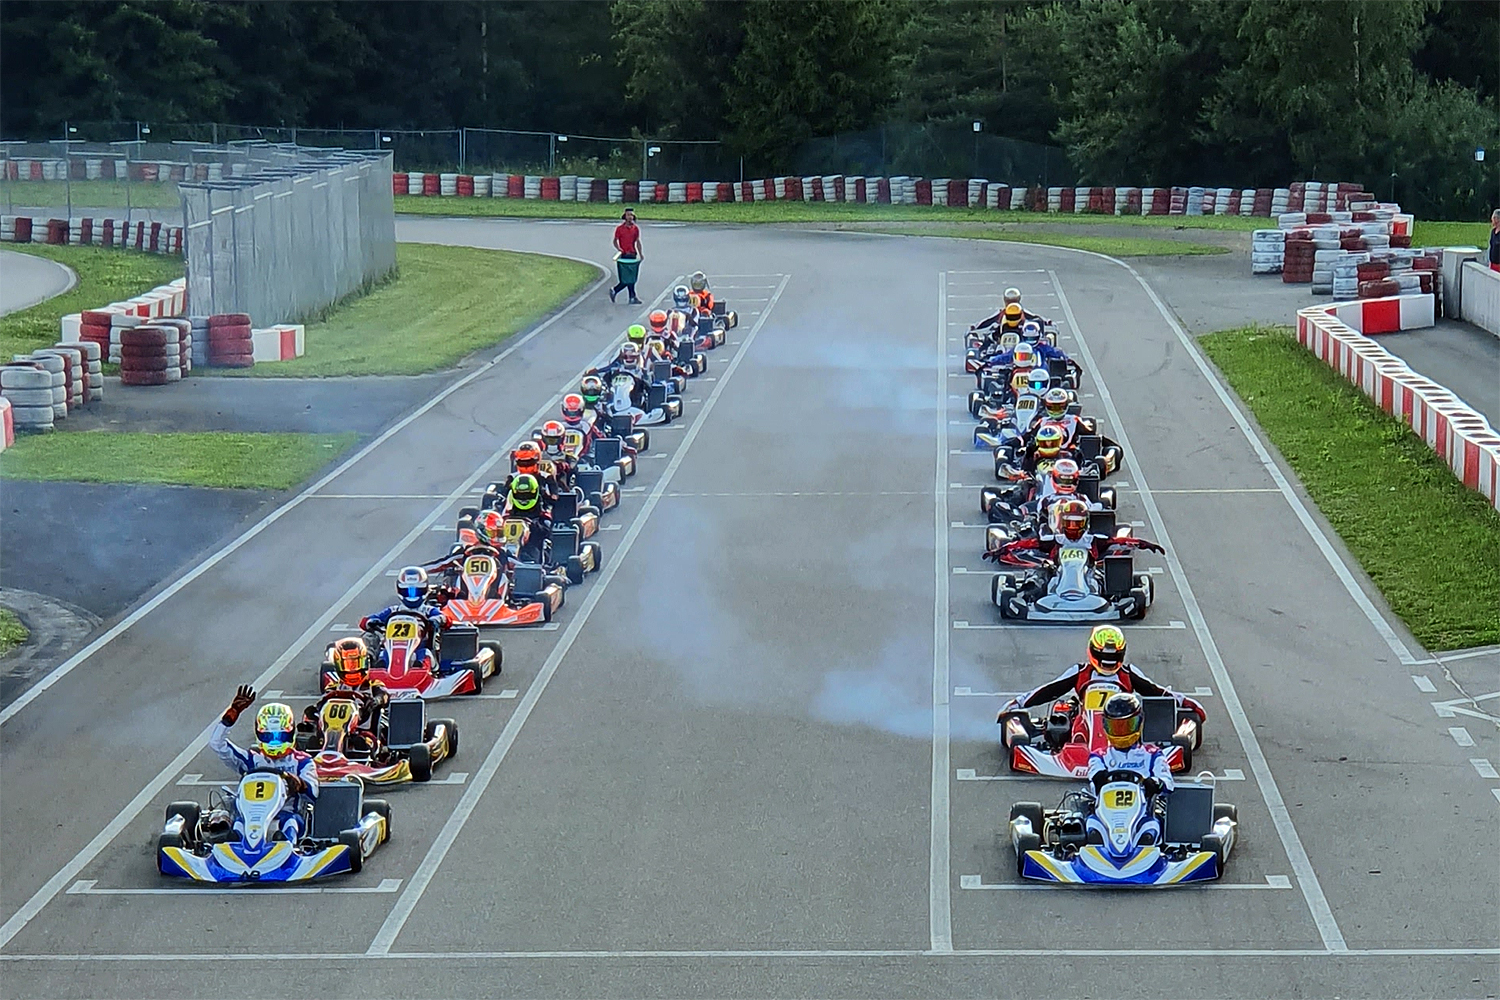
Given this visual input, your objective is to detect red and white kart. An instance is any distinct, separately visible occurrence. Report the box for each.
[438,543,565,627]
[998,686,1202,778]
[322,614,501,699]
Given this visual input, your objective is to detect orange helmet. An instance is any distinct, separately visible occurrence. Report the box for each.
[1051,458,1080,495]
[330,636,370,687]
[1087,625,1127,673]
[1055,497,1090,541]
[1034,422,1066,459]
[514,441,541,474]
[648,309,668,334]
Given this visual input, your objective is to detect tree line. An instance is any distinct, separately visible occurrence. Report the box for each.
[2,1,1495,216]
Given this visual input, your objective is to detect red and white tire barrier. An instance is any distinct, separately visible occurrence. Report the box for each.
[1298,294,1500,509]
[0,396,13,449]
[0,214,184,255]
[251,324,305,362]
[117,324,183,386]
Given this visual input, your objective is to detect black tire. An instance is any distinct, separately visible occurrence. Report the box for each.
[635,430,650,452]
[582,541,602,572]
[1170,735,1194,772]
[1201,832,1226,866]
[365,799,392,841]
[408,742,433,782]
[466,665,485,696]
[338,830,365,872]
[1212,803,1238,825]
[1128,587,1149,620]
[165,801,201,832]
[1009,801,1044,832]
[566,555,585,586]
[480,640,503,674]
[1014,831,1041,875]
[429,719,458,758]
[968,391,983,417]
[991,574,1002,606]
[1099,488,1116,510]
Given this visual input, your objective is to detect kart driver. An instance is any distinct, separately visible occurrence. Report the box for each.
[501,473,553,563]
[1000,626,1207,723]
[971,287,1045,335]
[688,271,715,314]
[487,442,561,509]
[1088,692,1175,799]
[984,497,1165,565]
[359,567,449,672]
[209,685,318,841]
[305,637,390,751]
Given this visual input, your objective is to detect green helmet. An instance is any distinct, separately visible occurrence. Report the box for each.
[580,374,604,405]
[626,324,646,344]
[509,473,540,511]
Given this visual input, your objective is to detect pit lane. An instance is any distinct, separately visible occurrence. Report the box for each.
[1,223,1494,998]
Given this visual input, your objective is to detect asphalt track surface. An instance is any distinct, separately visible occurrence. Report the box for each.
[1,220,1496,999]
[0,248,76,315]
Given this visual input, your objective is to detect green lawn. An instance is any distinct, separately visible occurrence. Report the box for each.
[857,225,1228,256]
[0,431,358,489]
[0,607,28,657]
[1,179,183,209]
[0,244,183,359]
[1200,325,1500,650]
[1410,220,1489,248]
[395,194,1275,230]
[211,242,598,377]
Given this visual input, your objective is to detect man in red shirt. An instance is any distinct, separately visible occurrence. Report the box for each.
[610,209,643,304]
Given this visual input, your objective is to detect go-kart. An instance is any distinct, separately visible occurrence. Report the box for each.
[990,431,1120,483]
[492,514,602,587]
[158,772,389,881]
[990,532,1156,622]
[669,308,723,351]
[294,691,456,785]
[322,616,501,698]
[998,690,1201,778]
[981,465,1116,526]
[1009,772,1237,885]
[435,542,565,626]
[604,371,681,427]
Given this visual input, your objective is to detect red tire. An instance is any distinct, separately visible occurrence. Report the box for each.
[209,354,255,369]
[119,344,175,359]
[209,324,252,342]
[119,369,172,386]
[119,328,170,348]
[120,355,172,372]
[208,313,251,328]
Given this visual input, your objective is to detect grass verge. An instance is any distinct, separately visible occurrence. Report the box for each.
[0,431,358,489]
[0,244,183,359]
[0,607,28,657]
[1410,220,1489,248]
[1200,324,1500,650]
[211,243,598,377]
[856,225,1227,256]
[2,179,182,209]
[395,195,1274,230]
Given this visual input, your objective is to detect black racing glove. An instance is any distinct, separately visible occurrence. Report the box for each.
[223,684,255,726]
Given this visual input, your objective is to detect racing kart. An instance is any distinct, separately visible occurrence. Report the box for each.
[669,308,724,351]
[966,317,1058,352]
[981,465,1117,527]
[491,513,602,587]
[990,431,1121,483]
[435,542,565,626]
[322,615,501,698]
[1009,773,1237,885]
[604,371,682,427]
[998,690,1201,778]
[158,772,390,881]
[990,532,1156,622]
[294,691,457,785]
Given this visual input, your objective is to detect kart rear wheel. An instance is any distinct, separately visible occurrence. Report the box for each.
[1170,734,1194,772]
[339,831,365,872]
[408,742,433,782]
[1212,804,1238,825]
[1009,801,1044,833]
[165,801,201,829]
[582,541,603,573]
[1127,587,1149,620]
[565,555,585,586]
[1014,832,1041,875]
[365,799,392,841]
[480,640,503,675]
[429,719,459,759]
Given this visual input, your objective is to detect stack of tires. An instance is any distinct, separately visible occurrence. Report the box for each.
[36,346,84,411]
[0,360,60,431]
[189,316,210,368]
[1250,230,1285,274]
[161,318,193,377]
[71,340,103,402]
[1283,233,1315,284]
[119,325,182,386]
[207,313,253,368]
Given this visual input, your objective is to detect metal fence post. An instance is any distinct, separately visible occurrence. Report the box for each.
[460,128,467,172]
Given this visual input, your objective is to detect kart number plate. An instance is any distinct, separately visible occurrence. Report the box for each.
[1082,687,1119,711]
[321,699,356,730]
[1000,332,1019,351]
[465,555,495,576]
[242,778,278,802]
[562,430,584,450]
[1060,547,1088,565]
[386,619,419,640]
[538,460,555,477]
[1103,788,1137,809]
[501,520,527,544]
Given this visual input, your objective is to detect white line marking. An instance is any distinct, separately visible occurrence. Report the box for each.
[953,621,1186,631]
[958,874,1291,890]
[1471,759,1498,779]
[1494,789,1500,805]
[1049,268,1346,953]
[1435,646,1500,663]
[308,494,450,500]
[1147,488,1282,494]
[366,273,793,957]
[467,691,520,700]
[952,688,1020,698]
[1412,675,1437,693]
[0,287,683,953]
[929,272,953,956]
[65,878,403,896]
[1450,727,1476,748]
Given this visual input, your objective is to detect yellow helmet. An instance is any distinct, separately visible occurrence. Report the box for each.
[1088,625,1126,672]
[254,703,296,758]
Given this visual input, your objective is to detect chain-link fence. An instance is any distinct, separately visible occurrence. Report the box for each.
[181,147,395,326]
[789,122,1076,188]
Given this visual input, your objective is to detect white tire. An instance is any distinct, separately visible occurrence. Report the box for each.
[51,402,67,419]
[1,368,51,390]
[50,385,67,404]
[1,388,54,406]
[27,354,64,373]
[164,367,183,382]
[10,405,55,427]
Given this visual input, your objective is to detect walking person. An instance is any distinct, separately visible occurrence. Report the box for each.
[1489,209,1500,273]
[610,208,643,304]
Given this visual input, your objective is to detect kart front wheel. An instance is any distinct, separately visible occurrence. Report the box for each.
[480,640,504,675]
[1014,831,1041,875]
[429,719,459,759]
[408,742,433,782]
[339,831,365,872]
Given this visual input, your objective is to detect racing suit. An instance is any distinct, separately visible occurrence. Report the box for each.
[500,502,553,564]
[1002,664,1206,721]
[424,543,516,596]
[360,602,448,673]
[973,306,1046,332]
[985,532,1164,567]
[209,721,318,841]
[1088,744,1175,795]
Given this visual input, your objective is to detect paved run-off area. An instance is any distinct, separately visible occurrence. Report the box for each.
[0,219,1493,999]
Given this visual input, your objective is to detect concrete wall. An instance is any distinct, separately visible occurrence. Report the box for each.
[1457,259,1500,337]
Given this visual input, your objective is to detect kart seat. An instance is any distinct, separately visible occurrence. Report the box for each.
[1162,782,1215,845]
[609,414,635,437]
[591,438,623,466]
[441,625,479,664]
[307,779,364,840]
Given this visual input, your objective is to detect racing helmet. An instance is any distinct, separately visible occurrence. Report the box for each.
[330,636,370,688]
[626,324,646,344]
[648,309,669,334]
[475,509,505,547]
[1051,457,1080,495]
[1028,366,1051,395]
[1021,319,1043,341]
[618,342,641,366]
[1034,422,1066,459]
[672,285,691,309]
[1088,625,1127,673]
[579,375,605,406]
[1012,343,1036,369]
[1002,303,1024,328]
[254,703,296,758]
[1003,287,1022,306]
[1010,369,1030,395]
[689,271,708,292]
[1101,691,1144,750]
[539,420,565,452]
[396,566,430,609]
[1055,497,1089,541]
[1044,387,1070,418]
[514,441,541,475]
[509,473,540,512]
[561,393,585,426]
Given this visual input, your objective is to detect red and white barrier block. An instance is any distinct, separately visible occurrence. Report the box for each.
[1297,294,1500,509]
[0,397,13,451]
[251,324,306,362]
